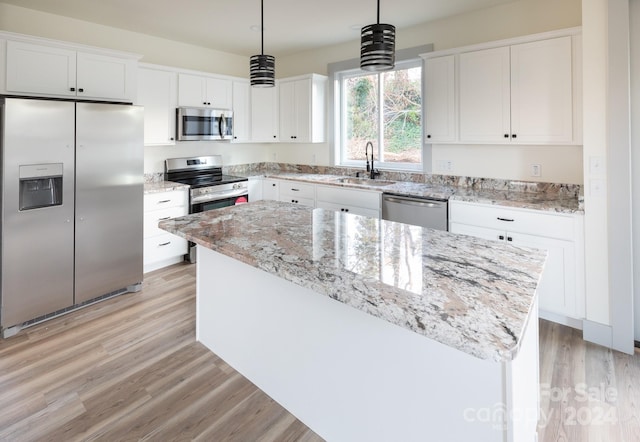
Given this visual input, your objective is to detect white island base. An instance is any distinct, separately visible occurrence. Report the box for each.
[197,245,540,442]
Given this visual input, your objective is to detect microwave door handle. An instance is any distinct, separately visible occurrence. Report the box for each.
[219,114,226,138]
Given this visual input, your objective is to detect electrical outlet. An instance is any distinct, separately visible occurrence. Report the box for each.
[437,160,453,172]
[590,156,604,175]
[312,153,317,164]
[590,178,605,197]
[445,161,453,172]
[531,164,541,177]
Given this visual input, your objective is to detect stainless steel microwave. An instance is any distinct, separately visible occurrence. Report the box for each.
[176,107,233,141]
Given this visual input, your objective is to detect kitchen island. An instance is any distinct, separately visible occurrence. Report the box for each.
[160,200,547,442]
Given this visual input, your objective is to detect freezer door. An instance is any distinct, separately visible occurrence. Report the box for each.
[74,102,143,304]
[1,98,75,328]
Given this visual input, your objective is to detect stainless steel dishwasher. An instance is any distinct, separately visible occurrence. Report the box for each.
[381,194,448,231]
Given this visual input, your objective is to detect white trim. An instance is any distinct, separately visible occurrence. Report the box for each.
[420,27,582,60]
[582,319,613,349]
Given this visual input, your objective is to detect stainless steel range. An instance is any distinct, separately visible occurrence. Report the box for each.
[165,155,248,262]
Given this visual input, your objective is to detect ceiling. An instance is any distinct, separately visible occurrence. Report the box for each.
[0,0,519,57]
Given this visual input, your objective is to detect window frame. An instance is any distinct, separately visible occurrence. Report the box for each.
[333,58,425,172]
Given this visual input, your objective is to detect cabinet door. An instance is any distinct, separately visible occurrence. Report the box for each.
[232,81,251,142]
[251,86,279,142]
[424,55,456,142]
[316,200,379,218]
[178,74,206,106]
[6,40,76,97]
[206,77,232,109]
[510,37,573,144]
[262,179,279,200]
[76,52,134,101]
[459,46,511,143]
[279,80,296,142]
[294,78,312,142]
[137,68,177,145]
[510,232,575,317]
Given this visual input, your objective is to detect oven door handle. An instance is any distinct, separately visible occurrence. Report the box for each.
[191,188,247,204]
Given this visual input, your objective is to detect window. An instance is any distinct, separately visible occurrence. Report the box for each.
[335,60,423,170]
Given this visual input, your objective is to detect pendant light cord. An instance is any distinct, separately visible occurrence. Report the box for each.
[377,0,380,24]
[261,0,264,55]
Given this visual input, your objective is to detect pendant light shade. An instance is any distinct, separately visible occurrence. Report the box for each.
[360,0,395,71]
[250,0,275,87]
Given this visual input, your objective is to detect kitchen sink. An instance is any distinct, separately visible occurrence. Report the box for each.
[335,177,396,186]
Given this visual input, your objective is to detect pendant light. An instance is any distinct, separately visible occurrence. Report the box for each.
[360,0,395,71]
[250,0,275,87]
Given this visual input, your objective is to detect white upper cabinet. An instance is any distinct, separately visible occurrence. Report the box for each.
[458,46,511,143]
[278,74,327,143]
[509,37,573,144]
[178,73,232,109]
[422,28,581,145]
[232,80,251,143]
[251,85,279,142]
[424,55,456,143]
[5,40,138,102]
[137,66,178,145]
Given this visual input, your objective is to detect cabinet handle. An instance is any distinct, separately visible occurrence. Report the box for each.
[507,237,513,242]
[511,134,517,139]
[170,137,174,141]
[291,188,300,192]
[158,199,171,204]
[272,183,276,187]
[273,135,277,138]
[78,88,84,93]
[499,235,505,240]
[497,217,514,222]
[158,241,171,246]
[70,87,76,92]
[504,134,509,138]
[158,216,171,221]
[427,134,431,139]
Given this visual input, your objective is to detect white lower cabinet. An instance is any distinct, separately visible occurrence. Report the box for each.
[278,181,315,208]
[449,200,584,322]
[316,185,381,218]
[144,190,188,273]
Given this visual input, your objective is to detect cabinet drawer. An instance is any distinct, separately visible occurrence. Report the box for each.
[316,185,380,210]
[144,233,187,264]
[317,201,379,219]
[278,195,315,208]
[144,190,188,211]
[278,181,315,199]
[449,201,574,240]
[144,206,187,238]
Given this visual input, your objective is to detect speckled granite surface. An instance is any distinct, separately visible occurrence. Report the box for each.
[159,200,546,362]
[144,181,189,194]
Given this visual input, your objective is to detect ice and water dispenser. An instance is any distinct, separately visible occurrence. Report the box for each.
[18,163,63,211]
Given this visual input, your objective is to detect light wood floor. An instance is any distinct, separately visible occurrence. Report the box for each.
[1,263,639,441]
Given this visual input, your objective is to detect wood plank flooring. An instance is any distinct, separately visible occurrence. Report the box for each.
[1,262,639,441]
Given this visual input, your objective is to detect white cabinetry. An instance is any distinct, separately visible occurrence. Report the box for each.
[449,200,584,322]
[137,66,177,145]
[422,28,581,145]
[232,80,251,143]
[5,40,138,102]
[262,178,280,200]
[316,185,381,218]
[251,86,279,142]
[278,181,315,207]
[424,55,456,143]
[144,190,188,273]
[278,74,327,143]
[459,36,573,144]
[178,73,232,109]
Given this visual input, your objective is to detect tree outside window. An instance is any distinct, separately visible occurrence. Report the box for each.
[340,62,422,168]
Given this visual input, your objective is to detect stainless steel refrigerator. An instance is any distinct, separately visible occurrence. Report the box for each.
[0,98,143,336]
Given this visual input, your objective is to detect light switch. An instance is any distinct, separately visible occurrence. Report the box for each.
[589,156,604,175]
[590,178,605,197]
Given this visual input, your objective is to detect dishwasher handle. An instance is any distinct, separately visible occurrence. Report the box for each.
[383,195,445,208]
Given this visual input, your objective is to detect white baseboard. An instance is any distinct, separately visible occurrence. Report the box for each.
[539,310,583,330]
[582,319,613,349]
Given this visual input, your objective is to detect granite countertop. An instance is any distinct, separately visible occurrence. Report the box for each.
[159,200,547,362]
[263,172,582,214]
[144,181,190,194]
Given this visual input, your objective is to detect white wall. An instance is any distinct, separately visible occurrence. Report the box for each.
[0,3,248,77]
